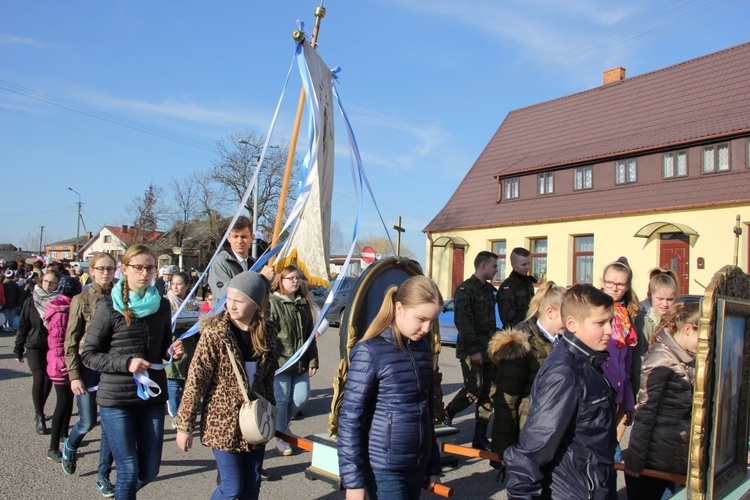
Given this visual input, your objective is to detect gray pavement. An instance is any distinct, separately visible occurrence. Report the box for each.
[0,326,627,499]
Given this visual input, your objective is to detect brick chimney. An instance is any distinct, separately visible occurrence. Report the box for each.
[121,225,128,233]
[603,67,626,85]
[86,231,93,239]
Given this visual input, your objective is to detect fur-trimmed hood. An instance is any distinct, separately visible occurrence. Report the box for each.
[488,328,531,365]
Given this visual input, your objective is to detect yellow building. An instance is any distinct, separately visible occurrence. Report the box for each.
[425,43,750,299]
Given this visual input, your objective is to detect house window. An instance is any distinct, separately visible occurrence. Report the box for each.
[702,143,730,173]
[663,151,688,178]
[62,252,70,259]
[51,252,57,258]
[573,236,594,284]
[537,172,554,195]
[503,177,519,199]
[615,158,637,184]
[103,235,112,243]
[530,238,548,282]
[491,240,506,282]
[573,166,592,190]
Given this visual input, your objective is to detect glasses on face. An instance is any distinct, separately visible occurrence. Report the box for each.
[42,280,59,287]
[126,264,157,274]
[603,280,629,289]
[283,276,301,282]
[92,266,116,273]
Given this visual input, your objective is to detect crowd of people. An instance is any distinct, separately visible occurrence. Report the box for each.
[2,234,701,499]
[447,248,697,499]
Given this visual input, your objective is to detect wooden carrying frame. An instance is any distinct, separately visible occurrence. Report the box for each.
[687,266,750,499]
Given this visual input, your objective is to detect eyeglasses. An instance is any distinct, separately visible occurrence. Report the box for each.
[42,280,59,286]
[283,276,301,282]
[126,264,157,274]
[92,266,116,273]
[603,280,629,289]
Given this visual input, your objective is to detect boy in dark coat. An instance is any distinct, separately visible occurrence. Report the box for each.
[504,284,616,499]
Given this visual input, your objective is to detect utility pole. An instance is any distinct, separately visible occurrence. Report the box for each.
[68,187,82,260]
[393,216,406,257]
[39,225,45,255]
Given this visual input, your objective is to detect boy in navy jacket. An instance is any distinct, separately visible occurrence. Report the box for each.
[504,284,616,499]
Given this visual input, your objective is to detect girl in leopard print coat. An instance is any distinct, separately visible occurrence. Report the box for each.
[176,272,278,500]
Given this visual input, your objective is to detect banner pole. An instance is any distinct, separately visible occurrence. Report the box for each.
[270,3,326,262]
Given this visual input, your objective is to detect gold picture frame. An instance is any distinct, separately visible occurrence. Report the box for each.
[687,266,750,499]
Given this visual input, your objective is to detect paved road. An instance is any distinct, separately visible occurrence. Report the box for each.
[0,326,628,499]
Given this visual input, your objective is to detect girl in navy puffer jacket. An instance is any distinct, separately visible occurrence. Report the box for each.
[338,275,443,500]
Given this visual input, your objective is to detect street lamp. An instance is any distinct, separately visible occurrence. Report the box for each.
[238,140,279,259]
[67,187,82,260]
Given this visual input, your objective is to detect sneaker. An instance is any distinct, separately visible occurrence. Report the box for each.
[47,449,62,462]
[291,410,304,420]
[96,475,115,498]
[275,438,292,456]
[61,439,77,475]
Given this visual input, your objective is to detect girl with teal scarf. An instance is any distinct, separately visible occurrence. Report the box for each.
[81,244,184,499]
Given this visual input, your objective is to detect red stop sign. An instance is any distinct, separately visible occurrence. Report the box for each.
[361,246,376,264]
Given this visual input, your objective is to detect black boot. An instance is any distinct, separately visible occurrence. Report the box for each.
[35,414,50,435]
[472,421,491,451]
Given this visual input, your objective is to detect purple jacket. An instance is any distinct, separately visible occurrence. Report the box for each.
[45,295,72,385]
[601,337,635,412]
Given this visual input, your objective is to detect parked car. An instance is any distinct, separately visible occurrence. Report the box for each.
[439,297,504,346]
[311,276,357,327]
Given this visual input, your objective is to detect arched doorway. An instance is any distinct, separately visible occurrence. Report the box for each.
[634,221,698,295]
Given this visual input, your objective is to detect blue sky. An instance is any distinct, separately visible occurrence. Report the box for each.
[2,0,748,266]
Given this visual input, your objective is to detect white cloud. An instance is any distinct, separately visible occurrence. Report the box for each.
[0,33,46,47]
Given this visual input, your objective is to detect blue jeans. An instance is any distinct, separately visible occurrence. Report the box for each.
[100,404,165,500]
[3,307,16,330]
[365,464,429,500]
[273,371,310,432]
[67,367,114,477]
[167,379,185,417]
[212,448,264,500]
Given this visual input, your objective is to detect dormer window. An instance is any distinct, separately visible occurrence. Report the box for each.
[573,167,592,190]
[503,177,519,199]
[537,172,554,195]
[663,151,687,178]
[615,158,637,184]
[702,143,729,173]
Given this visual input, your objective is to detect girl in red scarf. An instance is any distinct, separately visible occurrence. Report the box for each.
[600,257,640,498]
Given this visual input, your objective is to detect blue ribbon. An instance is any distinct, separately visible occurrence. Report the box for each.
[130,53,299,400]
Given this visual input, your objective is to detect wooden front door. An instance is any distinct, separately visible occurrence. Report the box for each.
[451,246,465,298]
[660,233,690,295]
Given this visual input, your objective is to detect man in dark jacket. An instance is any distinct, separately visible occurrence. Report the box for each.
[504,284,616,499]
[497,247,537,328]
[208,216,275,301]
[444,250,498,450]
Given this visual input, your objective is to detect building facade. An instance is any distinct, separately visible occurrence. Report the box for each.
[79,225,162,262]
[425,43,750,298]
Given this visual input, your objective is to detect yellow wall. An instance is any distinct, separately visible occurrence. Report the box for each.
[426,205,750,299]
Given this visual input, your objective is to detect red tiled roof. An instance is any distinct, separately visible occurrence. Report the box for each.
[425,42,750,232]
[105,225,162,243]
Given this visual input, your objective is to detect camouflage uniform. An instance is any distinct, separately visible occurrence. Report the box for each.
[497,271,536,328]
[445,275,497,424]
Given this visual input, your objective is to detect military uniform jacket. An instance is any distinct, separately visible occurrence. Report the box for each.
[454,275,497,359]
[497,271,537,328]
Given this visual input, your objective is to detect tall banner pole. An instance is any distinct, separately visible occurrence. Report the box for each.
[270,3,326,261]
